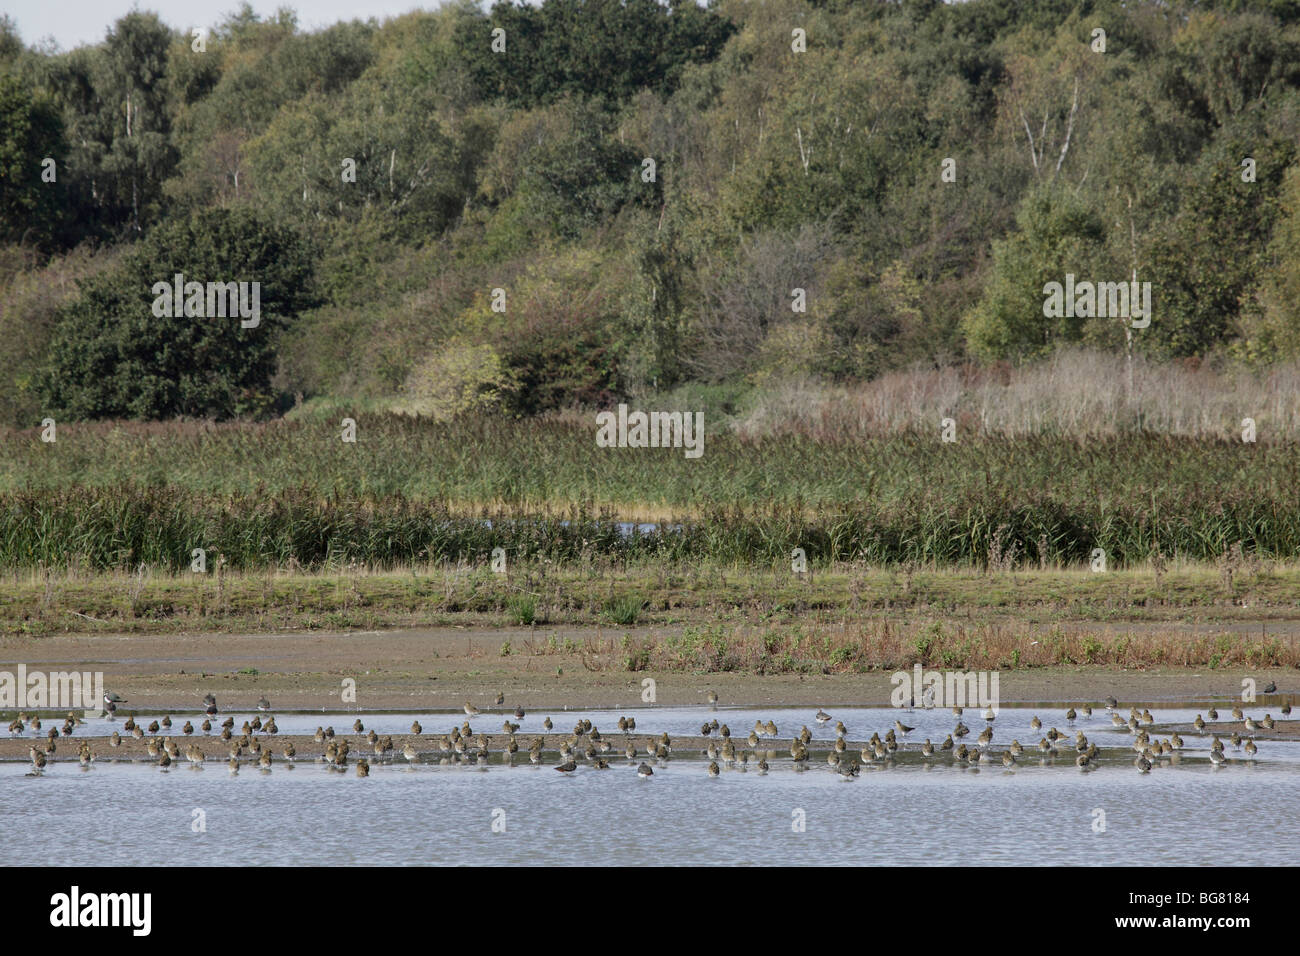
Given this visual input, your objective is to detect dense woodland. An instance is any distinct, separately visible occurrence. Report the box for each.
[4,0,1300,427]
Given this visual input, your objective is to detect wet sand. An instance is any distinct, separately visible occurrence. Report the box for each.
[1,625,1296,713]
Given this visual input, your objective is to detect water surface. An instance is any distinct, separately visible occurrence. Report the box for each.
[3,706,1295,866]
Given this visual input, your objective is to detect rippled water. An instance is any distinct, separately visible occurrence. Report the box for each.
[3,706,1297,866]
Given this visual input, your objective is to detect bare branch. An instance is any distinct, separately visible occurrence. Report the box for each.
[1053,77,1080,178]
[1019,106,1040,171]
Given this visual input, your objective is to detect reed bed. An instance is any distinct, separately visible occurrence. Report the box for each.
[0,482,1294,571]
[1,412,1296,571]
[738,351,1300,441]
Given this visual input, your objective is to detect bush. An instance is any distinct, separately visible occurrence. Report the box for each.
[398,339,516,420]
[505,594,536,625]
[512,104,655,239]
[604,593,643,626]
[484,252,625,414]
[0,245,117,427]
[38,208,317,420]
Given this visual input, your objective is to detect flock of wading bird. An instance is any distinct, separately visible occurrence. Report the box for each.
[8,688,1292,779]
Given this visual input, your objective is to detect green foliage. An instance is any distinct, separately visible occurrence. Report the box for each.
[1164,11,1300,129]
[604,593,644,626]
[1240,162,1300,361]
[963,188,1111,361]
[1144,135,1295,357]
[0,245,116,426]
[506,593,536,625]
[480,250,627,414]
[495,299,622,414]
[512,103,655,239]
[824,259,931,380]
[38,207,317,420]
[6,0,1300,418]
[244,73,484,240]
[456,0,734,107]
[80,11,178,235]
[0,73,66,246]
[624,203,697,388]
[398,339,517,421]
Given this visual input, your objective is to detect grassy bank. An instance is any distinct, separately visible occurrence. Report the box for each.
[6,563,1300,672]
[1,417,1296,570]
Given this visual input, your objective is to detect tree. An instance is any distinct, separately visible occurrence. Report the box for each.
[963,187,1111,361]
[244,72,478,240]
[0,72,66,246]
[1234,162,1300,362]
[513,101,654,239]
[629,202,695,388]
[39,207,317,420]
[1164,11,1300,130]
[99,12,178,233]
[691,224,835,382]
[457,0,734,108]
[1143,134,1294,357]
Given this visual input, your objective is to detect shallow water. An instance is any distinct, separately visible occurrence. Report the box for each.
[4,706,1297,866]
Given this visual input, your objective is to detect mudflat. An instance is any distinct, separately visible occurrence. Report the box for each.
[1,625,1295,712]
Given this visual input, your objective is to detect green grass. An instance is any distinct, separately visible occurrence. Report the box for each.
[4,560,1300,637]
[6,557,1299,672]
[603,593,644,626]
[505,593,538,625]
[0,415,1297,571]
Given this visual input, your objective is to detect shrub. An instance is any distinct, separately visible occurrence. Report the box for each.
[604,593,643,626]
[38,208,317,420]
[398,340,516,420]
[505,594,536,625]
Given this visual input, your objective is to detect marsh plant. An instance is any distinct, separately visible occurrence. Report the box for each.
[603,593,644,626]
[595,405,704,458]
[506,593,538,625]
[5,406,1300,572]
